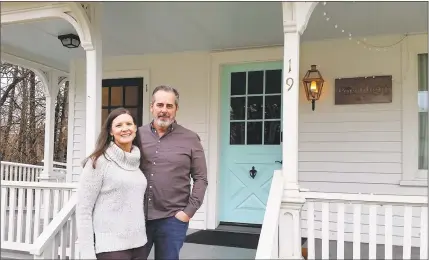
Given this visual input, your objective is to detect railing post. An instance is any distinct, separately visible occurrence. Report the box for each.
[39,71,61,182]
[279,197,305,259]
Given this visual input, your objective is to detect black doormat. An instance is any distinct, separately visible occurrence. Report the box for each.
[185,230,309,249]
[185,230,259,249]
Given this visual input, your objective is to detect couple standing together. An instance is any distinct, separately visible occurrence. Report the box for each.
[76,85,208,260]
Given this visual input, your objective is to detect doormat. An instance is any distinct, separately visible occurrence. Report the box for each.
[185,230,259,249]
[185,230,309,249]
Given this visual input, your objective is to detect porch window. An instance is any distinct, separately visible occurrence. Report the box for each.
[418,53,428,177]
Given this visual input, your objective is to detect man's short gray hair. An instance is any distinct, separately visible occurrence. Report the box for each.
[151,85,180,106]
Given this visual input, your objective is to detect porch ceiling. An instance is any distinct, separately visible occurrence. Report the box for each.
[1,1,427,71]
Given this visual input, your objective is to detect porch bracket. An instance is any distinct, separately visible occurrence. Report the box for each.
[65,3,95,51]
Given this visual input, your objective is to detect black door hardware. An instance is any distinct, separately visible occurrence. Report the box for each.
[249,166,257,179]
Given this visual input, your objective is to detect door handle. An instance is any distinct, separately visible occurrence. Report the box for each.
[249,166,257,179]
[275,160,282,164]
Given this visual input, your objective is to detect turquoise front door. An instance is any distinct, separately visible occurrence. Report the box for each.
[219,61,283,225]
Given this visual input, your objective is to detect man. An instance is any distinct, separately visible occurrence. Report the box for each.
[137,85,208,260]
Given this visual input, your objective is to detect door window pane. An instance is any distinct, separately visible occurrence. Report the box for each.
[128,108,139,123]
[111,86,123,106]
[125,86,139,106]
[102,109,109,125]
[230,122,245,144]
[265,69,282,94]
[264,121,281,145]
[247,121,262,145]
[265,95,281,119]
[248,71,263,94]
[230,97,246,120]
[231,72,246,96]
[247,96,263,120]
[102,87,109,106]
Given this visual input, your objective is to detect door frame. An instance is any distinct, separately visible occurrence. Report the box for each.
[206,47,284,230]
[103,69,151,126]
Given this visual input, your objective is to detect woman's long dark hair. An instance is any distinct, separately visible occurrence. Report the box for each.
[82,107,139,169]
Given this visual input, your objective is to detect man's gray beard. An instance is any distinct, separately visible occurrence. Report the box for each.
[154,117,173,128]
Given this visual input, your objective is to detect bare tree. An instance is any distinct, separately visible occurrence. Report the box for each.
[1,62,69,164]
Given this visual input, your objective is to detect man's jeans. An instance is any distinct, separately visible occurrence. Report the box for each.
[141,216,189,260]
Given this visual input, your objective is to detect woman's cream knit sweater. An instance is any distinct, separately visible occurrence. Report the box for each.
[76,142,147,259]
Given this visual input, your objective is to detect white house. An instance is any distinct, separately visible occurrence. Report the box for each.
[1,1,427,259]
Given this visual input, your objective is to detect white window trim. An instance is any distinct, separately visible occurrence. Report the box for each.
[400,38,428,187]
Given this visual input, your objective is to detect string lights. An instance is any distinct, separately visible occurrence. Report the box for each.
[320,2,408,52]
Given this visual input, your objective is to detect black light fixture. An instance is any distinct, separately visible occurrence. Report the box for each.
[58,33,80,48]
[302,65,325,111]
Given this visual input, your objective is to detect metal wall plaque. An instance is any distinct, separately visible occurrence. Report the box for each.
[335,75,392,105]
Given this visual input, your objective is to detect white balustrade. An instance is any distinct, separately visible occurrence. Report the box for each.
[255,170,284,259]
[0,181,77,252]
[301,192,428,260]
[1,161,66,182]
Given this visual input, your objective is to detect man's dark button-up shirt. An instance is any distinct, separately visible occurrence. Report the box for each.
[137,122,208,220]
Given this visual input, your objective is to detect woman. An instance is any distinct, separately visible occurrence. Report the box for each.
[76,108,147,260]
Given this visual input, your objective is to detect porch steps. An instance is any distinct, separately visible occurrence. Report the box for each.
[0,249,32,259]
[215,223,261,234]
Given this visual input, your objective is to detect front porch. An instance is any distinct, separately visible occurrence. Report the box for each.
[1,1,428,259]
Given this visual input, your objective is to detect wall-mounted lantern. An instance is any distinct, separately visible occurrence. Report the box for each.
[302,65,324,111]
[58,34,80,48]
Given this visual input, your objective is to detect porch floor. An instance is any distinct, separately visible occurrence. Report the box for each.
[147,229,257,259]
[146,229,422,259]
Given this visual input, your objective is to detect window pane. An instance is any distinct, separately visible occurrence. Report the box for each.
[230,122,245,145]
[102,87,109,106]
[264,121,281,145]
[265,95,281,119]
[418,54,428,91]
[230,97,246,120]
[111,86,123,106]
[102,109,109,125]
[128,108,139,124]
[418,54,428,170]
[247,121,262,145]
[419,112,428,170]
[231,72,246,96]
[265,69,282,94]
[247,71,263,94]
[247,96,263,120]
[125,86,139,106]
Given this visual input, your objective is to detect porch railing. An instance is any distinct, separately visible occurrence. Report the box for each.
[1,161,66,182]
[0,181,77,253]
[255,170,283,259]
[31,193,78,259]
[301,191,428,260]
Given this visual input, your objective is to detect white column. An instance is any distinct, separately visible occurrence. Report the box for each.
[280,2,306,259]
[40,71,60,181]
[84,4,103,156]
[282,2,302,195]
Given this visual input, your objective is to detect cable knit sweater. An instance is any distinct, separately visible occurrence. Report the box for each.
[76,143,147,259]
